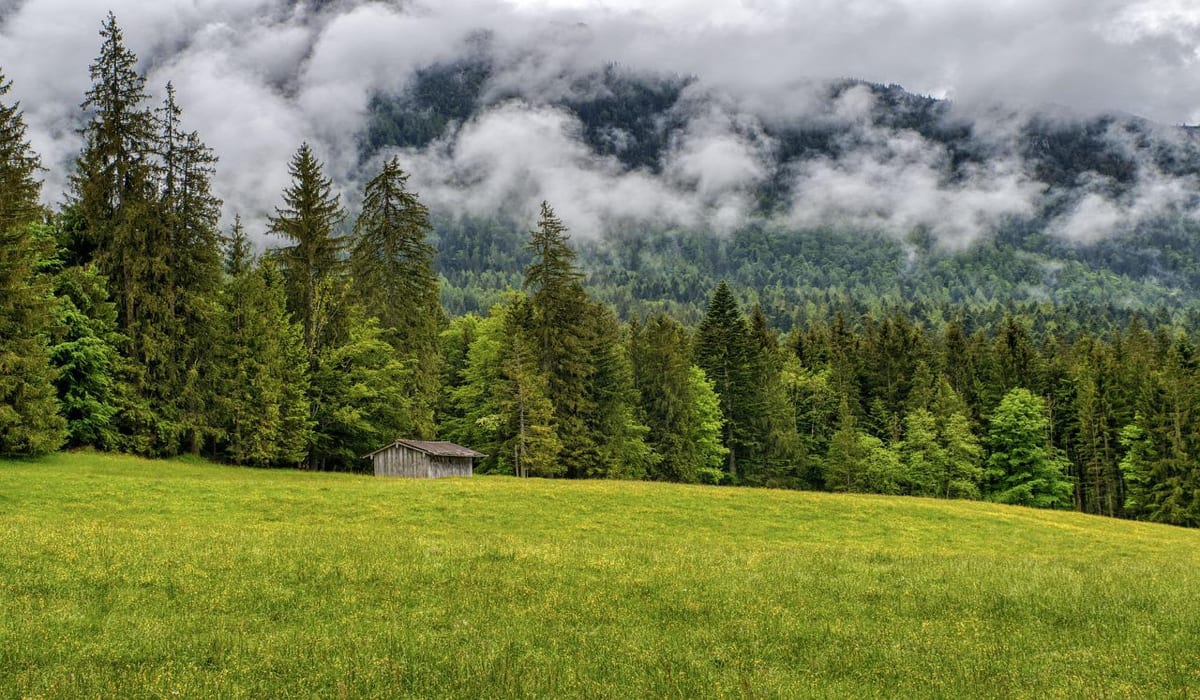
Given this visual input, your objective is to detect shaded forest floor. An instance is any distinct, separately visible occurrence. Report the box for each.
[2,453,1199,697]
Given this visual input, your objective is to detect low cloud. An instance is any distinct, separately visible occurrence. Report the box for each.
[1,0,1198,245]
[393,99,765,237]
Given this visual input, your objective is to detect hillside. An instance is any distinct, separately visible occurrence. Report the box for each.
[3,453,1199,697]
[355,62,1200,320]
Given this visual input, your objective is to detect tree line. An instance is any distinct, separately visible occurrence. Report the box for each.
[2,15,1199,528]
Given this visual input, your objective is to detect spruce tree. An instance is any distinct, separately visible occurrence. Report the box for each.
[270,143,346,358]
[584,305,655,479]
[496,298,562,478]
[155,83,223,454]
[694,281,756,478]
[0,73,66,455]
[69,15,225,454]
[746,304,802,485]
[349,157,442,437]
[630,314,727,482]
[524,202,595,477]
[214,228,311,467]
[1117,339,1200,525]
[70,12,157,334]
[50,262,123,449]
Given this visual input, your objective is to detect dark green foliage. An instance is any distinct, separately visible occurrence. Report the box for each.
[582,305,656,479]
[745,304,804,485]
[270,143,346,357]
[524,202,597,477]
[70,13,158,333]
[1117,340,1200,526]
[0,74,66,455]
[213,234,311,468]
[68,16,224,455]
[693,281,759,479]
[496,298,562,478]
[50,263,123,449]
[349,157,442,438]
[628,314,726,482]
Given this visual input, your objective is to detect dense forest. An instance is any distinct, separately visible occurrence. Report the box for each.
[3,15,1200,528]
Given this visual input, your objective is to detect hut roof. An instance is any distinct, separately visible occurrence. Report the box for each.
[364,439,486,459]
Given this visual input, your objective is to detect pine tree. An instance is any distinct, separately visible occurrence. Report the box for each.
[496,299,561,478]
[270,143,346,358]
[70,12,157,336]
[0,72,66,454]
[694,281,756,479]
[214,231,311,467]
[155,83,223,454]
[1117,339,1200,526]
[50,262,123,449]
[584,306,655,479]
[349,157,442,438]
[745,304,802,485]
[69,16,225,455]
[630,314,728,482]
[523,202,596,477]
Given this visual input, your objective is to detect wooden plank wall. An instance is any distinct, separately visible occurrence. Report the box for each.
[373,446,473,478]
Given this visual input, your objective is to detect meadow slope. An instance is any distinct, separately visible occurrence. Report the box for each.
[2,453,1198,698]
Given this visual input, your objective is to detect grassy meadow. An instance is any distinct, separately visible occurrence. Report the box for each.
[2,453,1199,698]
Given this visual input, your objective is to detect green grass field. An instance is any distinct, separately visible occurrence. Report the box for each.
[2,453,1199,698]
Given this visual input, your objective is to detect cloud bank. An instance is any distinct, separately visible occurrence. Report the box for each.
[1,0,1198,246]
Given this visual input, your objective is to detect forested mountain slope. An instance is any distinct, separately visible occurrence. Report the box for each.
[359,57,1200,322]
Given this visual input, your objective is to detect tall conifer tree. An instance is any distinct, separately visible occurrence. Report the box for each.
[0,72,67,454]
[214,222,311,466]
[694,281,756,478]
[524,202,595,477]
[349,157,442,437]
[270,143,346,358]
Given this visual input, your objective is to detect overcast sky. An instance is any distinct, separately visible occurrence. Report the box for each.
[1,0,1198,244]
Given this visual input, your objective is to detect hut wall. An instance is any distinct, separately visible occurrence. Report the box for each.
[373,446,473,478]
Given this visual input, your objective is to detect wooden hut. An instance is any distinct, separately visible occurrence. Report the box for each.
[365,439,484,478]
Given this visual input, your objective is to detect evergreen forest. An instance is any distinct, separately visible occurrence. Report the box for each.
[6,14,1200,529]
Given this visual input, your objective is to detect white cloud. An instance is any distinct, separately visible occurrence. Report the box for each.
[1,0,1198,243]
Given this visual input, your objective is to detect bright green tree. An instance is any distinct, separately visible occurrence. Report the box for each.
[309,303,412,470]
[985,388,1074,508]
[825,399,867,492]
